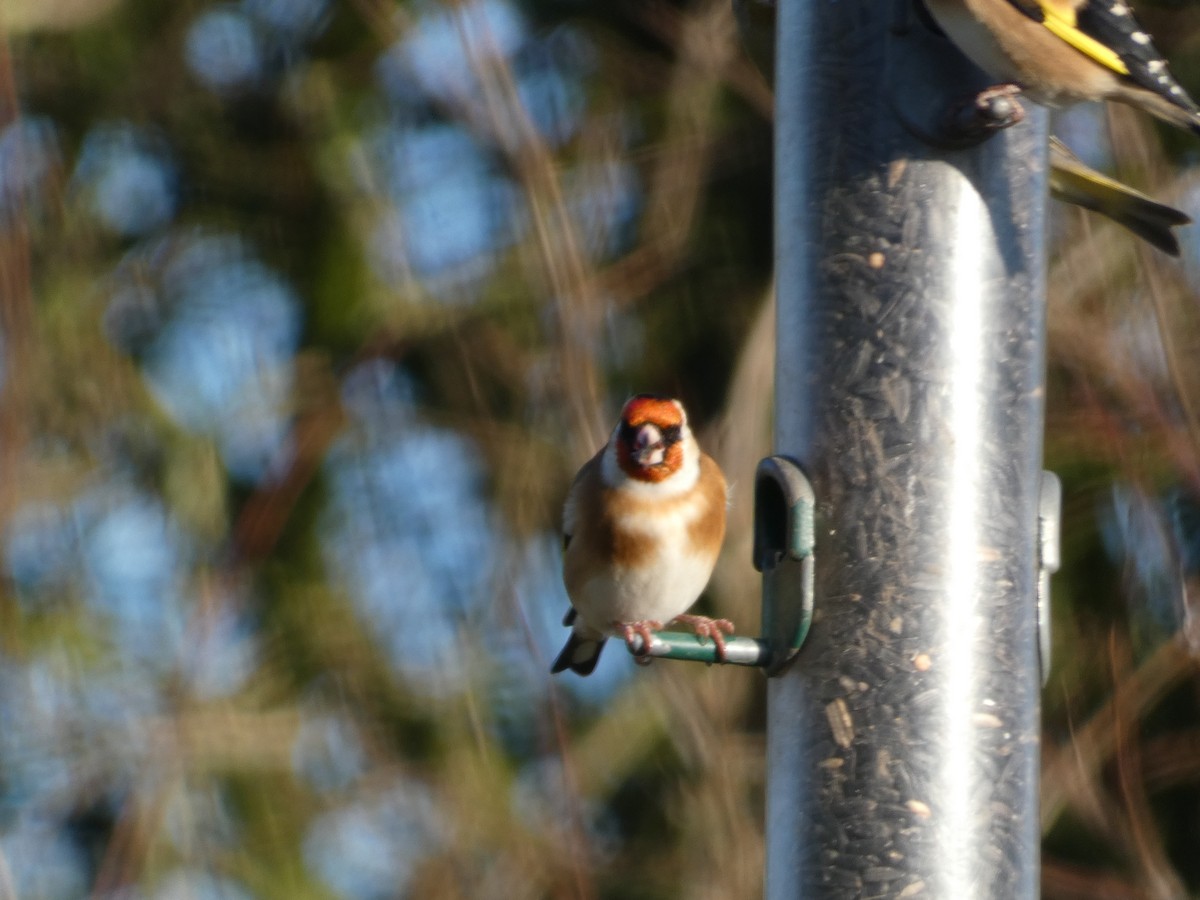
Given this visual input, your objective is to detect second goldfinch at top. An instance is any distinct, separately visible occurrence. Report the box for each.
[923,0,1200,135]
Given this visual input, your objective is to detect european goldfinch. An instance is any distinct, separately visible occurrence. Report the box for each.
[551,394,730,676]
[733,0,1194,253]
[923,0,1200,135]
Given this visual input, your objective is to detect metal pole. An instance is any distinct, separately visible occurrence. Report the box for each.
[767,2,1047,897]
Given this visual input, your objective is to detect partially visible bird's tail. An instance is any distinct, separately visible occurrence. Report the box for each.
[551,633,605,676]
[1049,136,1192,257]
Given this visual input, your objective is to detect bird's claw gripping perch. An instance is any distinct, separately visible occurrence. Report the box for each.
[945,83,1025,140]
[670,614,736,662]
[617,620,663,665]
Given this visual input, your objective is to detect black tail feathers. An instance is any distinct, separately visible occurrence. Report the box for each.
[551,633,605,676]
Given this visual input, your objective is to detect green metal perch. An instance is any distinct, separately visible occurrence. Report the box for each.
[620,456,814,676]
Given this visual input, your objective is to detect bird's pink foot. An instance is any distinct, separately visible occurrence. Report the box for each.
[946,83,1025,140]
[615,620,663,664]
[671,614,735,662]
[974,83,1024,112]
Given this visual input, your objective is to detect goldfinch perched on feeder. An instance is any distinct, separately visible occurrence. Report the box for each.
[732,0,1193,253]
[1048,135,1192,254]
[551,394,731,676]
[922,0,1200,135]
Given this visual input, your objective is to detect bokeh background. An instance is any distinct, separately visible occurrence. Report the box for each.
[1,0,1199,897]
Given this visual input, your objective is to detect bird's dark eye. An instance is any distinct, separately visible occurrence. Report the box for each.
[618,420,680,448]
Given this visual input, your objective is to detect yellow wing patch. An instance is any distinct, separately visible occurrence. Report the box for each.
[1039,1,1130,74]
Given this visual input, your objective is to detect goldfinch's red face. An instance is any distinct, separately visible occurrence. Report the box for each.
[614,395,687,483]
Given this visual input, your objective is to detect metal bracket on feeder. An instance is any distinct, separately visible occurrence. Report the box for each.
[1038,471,1062,685]
[753,455,814,675]
[622,456,816,673]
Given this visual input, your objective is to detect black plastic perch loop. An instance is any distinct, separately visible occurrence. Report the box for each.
[622,456,816,670]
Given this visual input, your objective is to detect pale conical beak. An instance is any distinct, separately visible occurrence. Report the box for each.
[632,424,665,467]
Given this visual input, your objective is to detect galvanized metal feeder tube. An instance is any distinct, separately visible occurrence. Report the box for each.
[766,2,1048,898]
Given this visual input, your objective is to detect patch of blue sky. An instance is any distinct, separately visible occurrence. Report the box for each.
[599,305,647,371]
[72,666,163,765]
[139,233,302,483]
[4,501,78,601]
[241,0,329,44]
[515,62,586,147]
[1046,107,1118,252]
[540,25,599,78]
[339,358,417,423]
[303,780,447,899]
[1109,300,1170,383]
[162,784,241,855]
[179,607,260,700]
[72,123,177,238]
[365,124,523,291]
[149,870,253,900]
[103,253,169,353]
[1167,488,1200,574]
[509,533,631,703]
[511,755,618,858]
[478,534,630,758]
[0,657,160,851]
[373,123,483,196]
[185,5,265,92]
[478,621,545,757]
[406,172,519,277]
[372,45,429,109]
[0,660,84,813]
[0,116,60,225]
[1176,179,1200,271]
[1051,105,1111,173]
[291,711,366,793]
[78,491,191,670]
[216,390,296,486]
[368,197,505,296]
[565,158,641,260]
[1103,484,1185,638]
[321,389,495,692]
[512,28,595,146]
[401,0,527,104]
[345,539,466,687]
[0,814,88,900]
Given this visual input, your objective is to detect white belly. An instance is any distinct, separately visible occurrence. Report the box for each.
[572,540,718,635]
